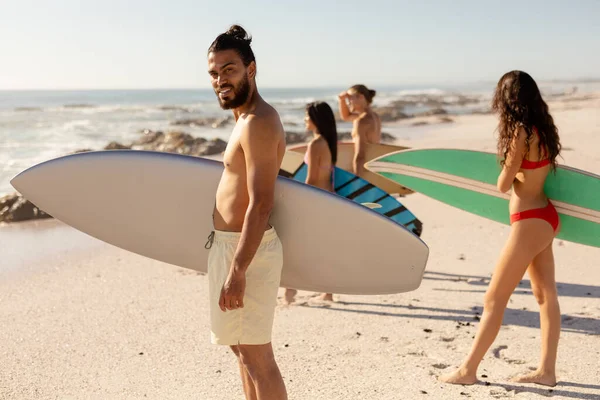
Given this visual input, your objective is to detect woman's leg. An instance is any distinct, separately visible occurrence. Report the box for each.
[512,242,560,386]
[439,219,554,384]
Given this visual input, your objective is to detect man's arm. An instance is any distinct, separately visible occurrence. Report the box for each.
[219,115,281,311]
[338,92,358,122]
[234,116,280,270]
[352,118,369,176]
[497,126,527,193]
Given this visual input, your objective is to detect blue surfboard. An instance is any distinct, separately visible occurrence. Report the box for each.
[279,152,423,237]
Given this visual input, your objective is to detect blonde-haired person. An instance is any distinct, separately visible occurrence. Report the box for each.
[338,84,381,175]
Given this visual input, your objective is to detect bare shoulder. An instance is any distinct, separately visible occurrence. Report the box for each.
[513,125,528,145]
[355,112,375,129]
[241,102,285,144]
[373,111,382,125]
[307,136,327,154]
[508,125,528,156]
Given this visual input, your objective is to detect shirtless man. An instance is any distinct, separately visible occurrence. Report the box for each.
[205,25,287,400]
[338,84,382,176]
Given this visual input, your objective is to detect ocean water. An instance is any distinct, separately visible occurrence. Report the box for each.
[0,82,596,196]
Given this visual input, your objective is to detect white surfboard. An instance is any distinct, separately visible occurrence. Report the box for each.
[10,150,429,295]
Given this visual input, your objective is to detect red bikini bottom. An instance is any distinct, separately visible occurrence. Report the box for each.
[510,200,559,232]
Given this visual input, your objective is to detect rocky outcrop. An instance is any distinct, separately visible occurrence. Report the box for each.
[171,116,233,129]
[285,131,312,145]
[286,131,395,144]
[14,107,42,112]
[104,142,131,150]
[414,107,448,117]
[131,130,227,156]
[158,106,191,113]
[0,193,51,223]
[338,131,395,142]
[374,107,411,122]
[372,92,482,122]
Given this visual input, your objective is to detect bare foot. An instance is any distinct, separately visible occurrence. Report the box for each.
[317,293,334,302]
[511,370,557,387]
[283,289,297,305]
[438,368,478,385]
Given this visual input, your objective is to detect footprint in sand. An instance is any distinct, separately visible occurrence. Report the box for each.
[505,359,527,365]
[492,345,527,365]
[277,299,309,308]
[440,336,456,342]
[493,345,509,359]
[489,389,511,399]
[431,363,450,369]
[305,298,333,307]
[177,269,202,276]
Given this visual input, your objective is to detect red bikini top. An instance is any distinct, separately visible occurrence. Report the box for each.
[521,127,550,169]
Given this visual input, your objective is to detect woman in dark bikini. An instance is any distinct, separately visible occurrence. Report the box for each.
[440,71,562,387]
[284,101,338,304]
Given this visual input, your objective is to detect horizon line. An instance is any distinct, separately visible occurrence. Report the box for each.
[1,78,599,92]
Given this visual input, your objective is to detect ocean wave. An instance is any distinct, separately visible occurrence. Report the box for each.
[392,88,448,97]
[11,103,215,115]
[62,103,97,109]
[61,119,92,130]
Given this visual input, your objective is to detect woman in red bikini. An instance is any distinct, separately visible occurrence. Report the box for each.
[440,71,562,387]
[284,101,338,304]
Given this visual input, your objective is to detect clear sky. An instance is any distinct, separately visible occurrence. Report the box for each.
[1,0,599,90]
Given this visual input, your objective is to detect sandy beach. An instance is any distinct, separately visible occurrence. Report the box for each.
[1,96,599,400]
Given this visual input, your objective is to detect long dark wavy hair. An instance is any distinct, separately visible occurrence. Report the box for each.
[491,70,561,171]
[306,101,338,164]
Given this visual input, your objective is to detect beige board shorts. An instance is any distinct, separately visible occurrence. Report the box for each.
[207,227,283,345]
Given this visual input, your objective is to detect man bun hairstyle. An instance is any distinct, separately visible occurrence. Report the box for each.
[350,84,376,104]
[208,24,255,66]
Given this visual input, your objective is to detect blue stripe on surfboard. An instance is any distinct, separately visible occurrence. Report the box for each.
[342,180,419,223]
[336,179,369,197]
[294,164,308,182]
[374,196,404,214]
[333,168,356,188]
[390,211,419,226]
[405,222,419,233]
[288,162,420,232]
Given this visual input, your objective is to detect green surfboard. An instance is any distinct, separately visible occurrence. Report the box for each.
[365,148,600,248]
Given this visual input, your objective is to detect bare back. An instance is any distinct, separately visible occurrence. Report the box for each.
[305,136,333,192]
[352,110,381,144]
[498,126,552,214]
[511,132,551,212]
[213,101,286,231]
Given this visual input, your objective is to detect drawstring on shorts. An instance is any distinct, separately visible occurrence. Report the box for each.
[205,231,215,249]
